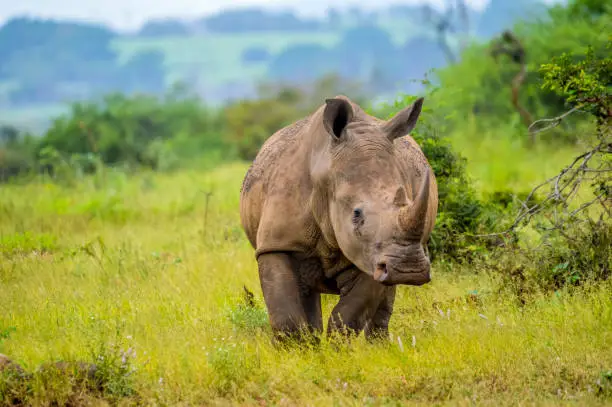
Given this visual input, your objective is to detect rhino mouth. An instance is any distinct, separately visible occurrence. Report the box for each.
[372,258,431,286]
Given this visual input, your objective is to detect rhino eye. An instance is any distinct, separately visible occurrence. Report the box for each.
[352,208,364,224]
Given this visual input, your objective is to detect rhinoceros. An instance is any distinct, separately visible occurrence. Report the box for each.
[239,95,438,341]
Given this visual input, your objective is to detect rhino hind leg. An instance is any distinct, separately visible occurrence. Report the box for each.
[364,286,396,342]
[257,252,312,342]
[327,269,386,339]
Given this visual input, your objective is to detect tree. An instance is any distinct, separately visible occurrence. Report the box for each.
[421,0,472,64]
[476,0,547,38]
[490,30,534,136]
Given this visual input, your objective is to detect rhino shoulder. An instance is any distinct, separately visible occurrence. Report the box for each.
[241,116,311,194]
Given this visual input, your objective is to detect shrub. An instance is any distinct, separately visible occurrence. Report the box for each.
[225,74,369,161]
[486,38,611,295]
[223,94,302,160]
[0,126,38,182]
[36,86,226,171]
[489,218,611,301]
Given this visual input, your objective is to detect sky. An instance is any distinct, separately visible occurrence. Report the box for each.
[0,0,494,31]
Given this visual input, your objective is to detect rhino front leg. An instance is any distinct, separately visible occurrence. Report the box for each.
[327,269,386,338]
[365,286,396,341]
[257,252,309,341]
[302,290,323,334]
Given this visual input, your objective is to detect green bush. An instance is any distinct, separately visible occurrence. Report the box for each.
[223,92,303,161]
[0,126,38,182]
[489,218,611,301]
[225,74,368,161]
[37,86,226,171]
[487,37,611,296]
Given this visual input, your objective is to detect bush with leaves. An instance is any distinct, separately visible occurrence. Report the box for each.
[223,89,304,161]
[490,218,611,301]
[484,39,611,294]
[224,74,368,161]
[0,126,38,182]
[36,85,226,172]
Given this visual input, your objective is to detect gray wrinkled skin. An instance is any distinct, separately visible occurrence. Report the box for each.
[240,95,438,342]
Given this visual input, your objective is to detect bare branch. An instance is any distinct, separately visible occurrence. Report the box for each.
[469,138,611,239]
[528,104,587,135]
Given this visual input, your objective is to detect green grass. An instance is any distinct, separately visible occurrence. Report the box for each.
[2,7,609,402]
[447,117,582,196]
[1,142,611,405]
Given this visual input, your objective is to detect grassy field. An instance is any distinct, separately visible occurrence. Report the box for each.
[113,32,340,88]
[112,17,422,89]
[1,129,611,406]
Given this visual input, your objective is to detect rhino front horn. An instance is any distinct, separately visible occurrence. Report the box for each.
[399,170,430,235]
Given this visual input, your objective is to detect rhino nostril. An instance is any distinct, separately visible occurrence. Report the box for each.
[373,262,388,282]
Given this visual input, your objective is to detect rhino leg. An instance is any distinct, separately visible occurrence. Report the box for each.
[257,252,310,341]
[302,290,323,334]
[326,269,386,338]
[365,286,396,341]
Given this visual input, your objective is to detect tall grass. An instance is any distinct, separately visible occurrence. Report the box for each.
[1,143,611,405]
[447,117,581,196]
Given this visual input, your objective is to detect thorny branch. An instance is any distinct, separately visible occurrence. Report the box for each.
[528,104,587,135]
[472,129,611,239]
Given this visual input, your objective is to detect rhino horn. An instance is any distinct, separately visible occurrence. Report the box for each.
[399,170,430,235]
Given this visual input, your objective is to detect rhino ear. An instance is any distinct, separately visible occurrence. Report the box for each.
[382,97,424,141]
[323,97,354,140]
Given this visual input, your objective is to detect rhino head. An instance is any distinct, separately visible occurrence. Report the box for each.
[315,96,433,286]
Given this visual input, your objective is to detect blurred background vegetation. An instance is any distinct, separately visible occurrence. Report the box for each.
[0,0,610,291]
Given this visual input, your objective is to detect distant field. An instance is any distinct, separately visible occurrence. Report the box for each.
[112,18,423,89]
[113,32,338,87]
[0,18,427,133]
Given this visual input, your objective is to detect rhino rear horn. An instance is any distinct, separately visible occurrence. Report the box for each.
[323,97,354,139]
[382,97,424,141]
[399,170,430,236]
